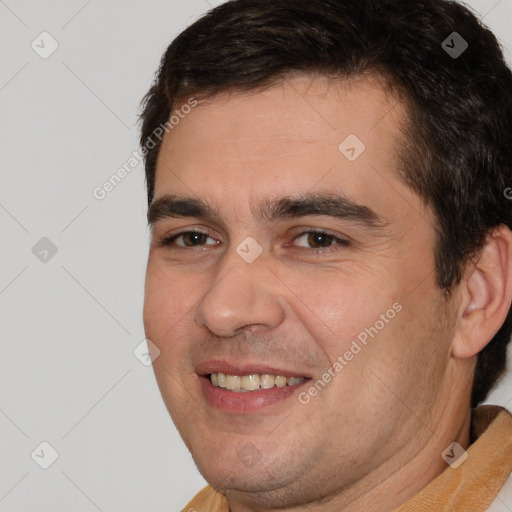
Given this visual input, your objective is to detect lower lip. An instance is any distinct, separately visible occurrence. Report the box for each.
[200,375,309,413]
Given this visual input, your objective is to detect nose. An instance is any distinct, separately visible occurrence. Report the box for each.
[194,249,285,338]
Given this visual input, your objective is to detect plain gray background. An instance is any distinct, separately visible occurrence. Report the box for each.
[1,0,511,510]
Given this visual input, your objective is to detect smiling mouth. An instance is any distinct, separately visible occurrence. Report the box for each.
[209,372,306,392]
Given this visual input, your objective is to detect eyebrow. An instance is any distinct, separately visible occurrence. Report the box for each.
[147,192,389,233]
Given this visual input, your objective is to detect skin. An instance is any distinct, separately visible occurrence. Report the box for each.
[143,74,512,511]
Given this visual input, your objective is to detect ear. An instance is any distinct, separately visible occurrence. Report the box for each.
[452,224,512,359]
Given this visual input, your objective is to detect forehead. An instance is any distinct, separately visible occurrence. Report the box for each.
[153,74,430,228]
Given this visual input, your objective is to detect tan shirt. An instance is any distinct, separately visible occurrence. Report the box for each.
[183,405,512,512]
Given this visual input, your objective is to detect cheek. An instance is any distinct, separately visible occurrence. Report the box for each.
[143,262,194,356]
[350,291,452,419]
[282,267,400,359]
[143,266,201,416]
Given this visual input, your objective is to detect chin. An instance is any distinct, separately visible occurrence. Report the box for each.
[192,448,282,493]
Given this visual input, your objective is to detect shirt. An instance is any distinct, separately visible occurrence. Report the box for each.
[182,405,512,512]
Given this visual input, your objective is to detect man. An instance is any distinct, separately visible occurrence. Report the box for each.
[139,0,512,510]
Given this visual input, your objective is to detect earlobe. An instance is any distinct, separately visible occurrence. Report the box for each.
[452,225,512,359]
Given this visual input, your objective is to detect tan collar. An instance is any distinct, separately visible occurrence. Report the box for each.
[394,405,512,512]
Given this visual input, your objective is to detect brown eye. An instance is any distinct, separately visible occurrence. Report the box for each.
[306,232,335,248]
[158,230,219,248]
[292,231,349,250]
[181,232,210,246]
[293,231,350,252]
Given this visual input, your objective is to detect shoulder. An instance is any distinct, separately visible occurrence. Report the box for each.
[486,473,512,512]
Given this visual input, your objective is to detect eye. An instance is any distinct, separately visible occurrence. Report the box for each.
[291,230,350,250]
[157,230,219,249]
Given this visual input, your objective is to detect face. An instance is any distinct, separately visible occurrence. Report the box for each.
[143,75,456,507]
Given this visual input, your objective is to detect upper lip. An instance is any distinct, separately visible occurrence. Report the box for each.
[195,360,313,379]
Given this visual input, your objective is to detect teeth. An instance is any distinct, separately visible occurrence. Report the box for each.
[275,376,286,387]
[225,375,241,391]
[209,373,305,391]
[241,374,260,390]
[260,374,275,389]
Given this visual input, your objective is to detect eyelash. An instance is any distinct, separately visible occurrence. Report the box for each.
[156,229,350,254]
